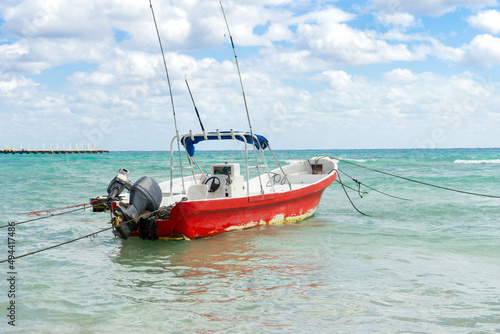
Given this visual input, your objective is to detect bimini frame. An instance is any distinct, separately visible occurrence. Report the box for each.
[169,129,291,199]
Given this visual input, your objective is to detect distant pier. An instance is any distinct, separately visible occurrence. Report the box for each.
[3,149,109,154]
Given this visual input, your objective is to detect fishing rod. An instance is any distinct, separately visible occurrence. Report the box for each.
[219,1,253,134]
[220,1,264,194]
[149,0,179,137]
[185,75,205,132]
[148,0,186,192]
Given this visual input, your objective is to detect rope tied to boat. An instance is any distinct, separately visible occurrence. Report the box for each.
[23,201,97,216]
[331,156,500,199]
[336,171,371,217]
[335,179,368,195]
[353,178,363,198]
[338,169,413,202]
[0,208,162,264]
[0,205,96,229]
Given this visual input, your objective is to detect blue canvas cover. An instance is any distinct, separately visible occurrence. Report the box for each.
[181,131,269,156]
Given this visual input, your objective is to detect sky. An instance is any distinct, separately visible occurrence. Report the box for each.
[1,0,500,151]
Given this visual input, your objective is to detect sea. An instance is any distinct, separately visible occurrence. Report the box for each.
[1,148,499,333]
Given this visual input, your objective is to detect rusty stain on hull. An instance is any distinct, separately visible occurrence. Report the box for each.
[224,208,317,233]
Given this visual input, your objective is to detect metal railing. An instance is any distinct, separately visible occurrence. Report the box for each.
[168,130,291,198]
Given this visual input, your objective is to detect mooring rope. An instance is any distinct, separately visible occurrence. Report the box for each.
[338,169,413,201]
[1,200,106,229]
[336,171,371,217]
[332,156,500,199]
[0,209,162,263]
[21,202,94,216]
[335,179,368,195]
[0,227,114,264]
[0,206,89,229]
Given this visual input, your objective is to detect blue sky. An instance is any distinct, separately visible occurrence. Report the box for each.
[1,0,500,150]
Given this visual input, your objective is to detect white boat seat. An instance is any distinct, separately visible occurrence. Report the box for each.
[187,184,208,200]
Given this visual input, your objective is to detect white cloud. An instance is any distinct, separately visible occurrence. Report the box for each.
[1,0,500,149]
[468,10,500,34]
[263,22,294,41]
[0,74,38,97]
[378,12,418,29]
[460,34,500,68]
[70,50,160,85]
[308,68,497,148]
[383,68,419,82]
[294,7,356,24]
[0,35,117,75]
[370,0,497,16]
[296,21,421,65]
[321,70,354,90]
[3,0,111,39]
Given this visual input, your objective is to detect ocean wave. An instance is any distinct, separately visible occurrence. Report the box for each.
[454,159,500,164]
[284,159,303,164]
[338,158,377,163]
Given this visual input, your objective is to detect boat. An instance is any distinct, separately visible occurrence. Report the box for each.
[91,2,338,240]
[96,131,337,240]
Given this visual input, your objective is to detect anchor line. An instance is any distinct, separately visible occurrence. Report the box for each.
[0,209,162,263]
[0,227,114,264]
[20,202,95,216]
[331,156,500,199]
[0,206,90,229]
[336,171,371,217]
[335,179,368,195]
[338,169,413,202]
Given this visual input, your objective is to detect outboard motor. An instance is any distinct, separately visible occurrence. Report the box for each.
[112,176,162,240]
[107,168,132,202]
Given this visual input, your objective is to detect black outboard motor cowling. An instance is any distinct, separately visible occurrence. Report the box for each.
[112,176,162,240]
[120,176,162,221]
[107,168,132,202]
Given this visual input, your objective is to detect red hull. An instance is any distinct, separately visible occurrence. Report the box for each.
[148,171,337,239]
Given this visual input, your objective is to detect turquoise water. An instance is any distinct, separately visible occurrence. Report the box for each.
[1,149,499,333]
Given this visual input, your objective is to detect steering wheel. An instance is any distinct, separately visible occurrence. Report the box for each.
[204,176,221,193]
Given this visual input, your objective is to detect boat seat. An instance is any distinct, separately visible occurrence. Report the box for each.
[187,184,208,200]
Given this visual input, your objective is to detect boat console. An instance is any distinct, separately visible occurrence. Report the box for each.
[205,163,246,199]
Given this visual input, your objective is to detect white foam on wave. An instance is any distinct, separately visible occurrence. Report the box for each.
[285,157,375,164]
[284,159,303,164]
[454,159,500,164]
[339,157,377,163]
